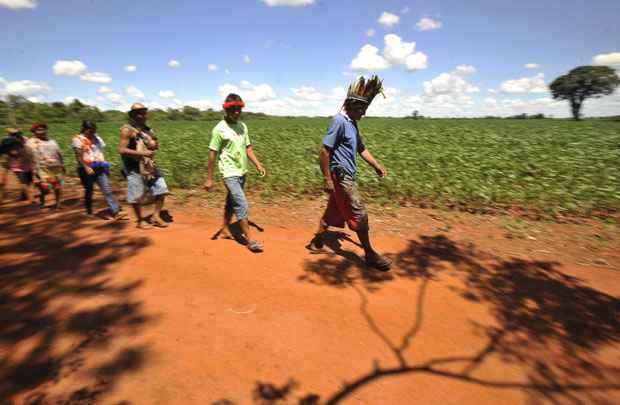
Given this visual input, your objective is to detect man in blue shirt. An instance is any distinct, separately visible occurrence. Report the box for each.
[308,89,391,271]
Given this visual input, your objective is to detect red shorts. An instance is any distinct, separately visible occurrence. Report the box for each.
[321,170,368,232]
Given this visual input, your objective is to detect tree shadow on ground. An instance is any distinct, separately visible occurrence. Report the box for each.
[0,198,154,404]
[218,234,620,404]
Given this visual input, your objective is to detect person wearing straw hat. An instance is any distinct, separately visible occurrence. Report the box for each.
[0,127,34,204]
[73,120,128,220]
[204,93,266,253]
[118,103,170,229]
[307,75,391,271]
[26,122,65,209]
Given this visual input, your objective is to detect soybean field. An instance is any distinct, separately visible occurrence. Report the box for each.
[45,117,620,216]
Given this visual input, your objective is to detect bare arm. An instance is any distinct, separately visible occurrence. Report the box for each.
[360,148,387,178]
[246,145,266,176]
[204,149,218,191]
[319,144,334,192]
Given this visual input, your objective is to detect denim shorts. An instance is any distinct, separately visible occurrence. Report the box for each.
[223,175,248,220]
[126,171,169,204]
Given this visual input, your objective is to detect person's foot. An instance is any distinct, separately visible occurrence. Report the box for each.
[149,216,169,228]
[216,229,234,240]
[247,239,264,253]
[306,233,326,253]
[136,220,153,229]
[365,253,392,271]
[111,211,129,221]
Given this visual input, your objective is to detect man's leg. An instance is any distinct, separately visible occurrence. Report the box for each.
[219,189,235,238]
[149,177,169,227]
[53,186,62,209]
[127,173,150,228]
[78,168,94,214]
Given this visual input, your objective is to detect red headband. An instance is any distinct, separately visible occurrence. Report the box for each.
[223,100,245,109]
[31,122,47,131]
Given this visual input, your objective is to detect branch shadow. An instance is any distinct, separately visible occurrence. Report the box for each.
[0,197,155,404]
[220,234,620,404]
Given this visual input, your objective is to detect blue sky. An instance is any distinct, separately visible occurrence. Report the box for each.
[1,0,619,117]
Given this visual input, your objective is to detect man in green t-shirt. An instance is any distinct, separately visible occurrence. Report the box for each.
[205,93,266,252]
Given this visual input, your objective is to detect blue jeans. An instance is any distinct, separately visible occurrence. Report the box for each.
[223,176,248,220]
[78,167,119,215]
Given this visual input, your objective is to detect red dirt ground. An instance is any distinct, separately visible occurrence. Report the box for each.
[1,179,619,405]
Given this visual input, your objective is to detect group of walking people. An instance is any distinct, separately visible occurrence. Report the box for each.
[0,76,391,271]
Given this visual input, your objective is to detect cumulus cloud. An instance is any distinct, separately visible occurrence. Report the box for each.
[454,64,477,76]
[500,73,547,94]
[592,52,620,66]
[159,90,176,98]
[97,86,112,94]
[53,60,87,76]
[80,72,112,83]
[378,11,400,28]
[416,17,442,31]
[126,85,144,99]
[366,28,375,37]
[351,34,428,72]
[524,63,541,69]
[218,80,276,102]
[208,64,219,72]
[187,99,217,110]
[0,78,51,96]
[260,0,314,7]
[106,93,123,103]
[125,65,137,72]
[350,45,391,70]
[243,55,252,64]
[291,86,326,101]
[168,59,181,68]
[423,73,479,97]
[0,0,37,10]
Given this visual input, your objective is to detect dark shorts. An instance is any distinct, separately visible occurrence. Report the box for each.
[321,168,369,232]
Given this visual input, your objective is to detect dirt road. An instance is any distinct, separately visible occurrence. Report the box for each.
[1,183,619,404]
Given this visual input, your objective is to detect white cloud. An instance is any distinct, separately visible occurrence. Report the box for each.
[80,72,112,83]
[218,81,276,102]
[52,60,87,76]
[126,85,144,99]
[187,99,217,110]
[500,73,547,94]
[125,65,137,72]
[260,0,314,7]
[416,17,442,31]
[291,86,325,101]
[524,63,541,69]
[454,64,477,76]
[366,28,375,37]
[488,89,497,94]
[106,93,123,103]
[351,44,391,70]
[243,55,252,64]
[351,34,428,72]
[378,12,400,28]
[97,86,112,94]
[168,59,181,68]
[0,79,51,96]
[159,90,176,98]
[27,96,43,103]
[423,73,479,97]
[208,64,219,72]
[592,52,620,66]
[0,0,37,10]
[401,6,410,14]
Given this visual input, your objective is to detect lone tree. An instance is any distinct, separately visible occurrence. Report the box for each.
[550,66,620,120]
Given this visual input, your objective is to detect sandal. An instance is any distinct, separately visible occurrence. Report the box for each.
[136,220,153,230]
[365,254,392,272]
[306,234,326,253]
[150,217,169,228]
[247,240,264,253]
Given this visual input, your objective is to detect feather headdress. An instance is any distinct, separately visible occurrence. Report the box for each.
[345,75,385,105]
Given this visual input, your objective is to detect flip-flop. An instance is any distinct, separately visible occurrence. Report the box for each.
[365,254,392,271]
[150,218,169,228]
[247,240,264,253]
